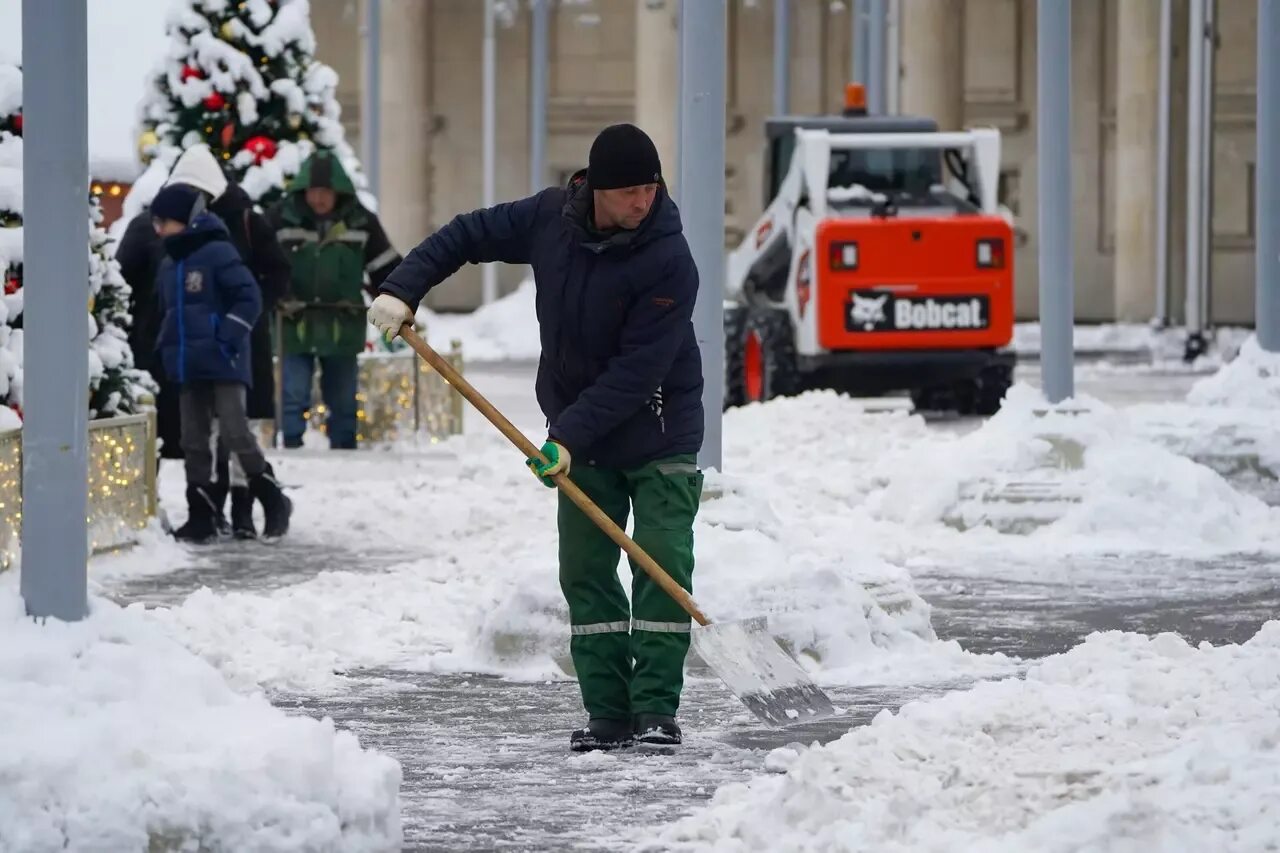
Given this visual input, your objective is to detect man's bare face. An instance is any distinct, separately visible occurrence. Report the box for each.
[306,187,338,216]
[593,183,659,230]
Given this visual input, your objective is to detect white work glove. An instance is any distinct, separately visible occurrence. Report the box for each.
[368,293,413,340]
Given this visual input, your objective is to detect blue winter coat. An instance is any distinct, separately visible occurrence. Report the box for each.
[380,172,704,470]
[155,212,262,387]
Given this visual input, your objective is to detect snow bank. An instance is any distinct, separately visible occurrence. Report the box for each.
[647,622,1280,852]
[863,383,1280,554]
[1013,322,1253,367]
[0,580,401,852]
[1187,334,1280,410]
[139,418,1006,694]
[415,278,541,362]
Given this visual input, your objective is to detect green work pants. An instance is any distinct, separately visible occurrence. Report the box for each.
[558,454,703,720]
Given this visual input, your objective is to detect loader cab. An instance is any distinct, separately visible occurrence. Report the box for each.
[764,115,945,205]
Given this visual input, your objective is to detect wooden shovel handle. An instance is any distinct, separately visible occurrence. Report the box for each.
[400,325,712,627]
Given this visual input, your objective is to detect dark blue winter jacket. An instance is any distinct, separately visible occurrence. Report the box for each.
[155,212,262,387]
[380,172,704,469]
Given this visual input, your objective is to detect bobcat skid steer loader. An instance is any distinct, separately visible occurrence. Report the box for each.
[724,85,1017,415]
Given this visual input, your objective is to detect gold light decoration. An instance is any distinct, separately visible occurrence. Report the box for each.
[0,412,157,572]
[298,341,464,445]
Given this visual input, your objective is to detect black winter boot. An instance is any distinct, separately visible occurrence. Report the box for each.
[249,462,292,539]
[633,713,682,746]
[173,485,219,544]
[209,455,231,537]
[230,486,257,540]
[570,718,634,753]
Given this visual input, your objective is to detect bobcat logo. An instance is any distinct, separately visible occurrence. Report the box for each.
[850,293,888,330]
[184,270,204,294]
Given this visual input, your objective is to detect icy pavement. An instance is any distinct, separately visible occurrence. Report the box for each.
[87,353,1280,851]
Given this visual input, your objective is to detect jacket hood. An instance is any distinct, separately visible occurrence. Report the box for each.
[162,211,231,259]
[561,167,681,252]
[287,150,356,197]
[165,143,228,200]
[211,181,253,216]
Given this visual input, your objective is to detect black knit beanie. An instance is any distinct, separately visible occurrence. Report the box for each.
[150,183,205,224]
[588,123,662,190]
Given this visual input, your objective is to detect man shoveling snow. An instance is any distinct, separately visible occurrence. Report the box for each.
[369,124,705,752]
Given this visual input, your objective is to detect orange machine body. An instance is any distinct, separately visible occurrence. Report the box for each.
[813,215,1015,352]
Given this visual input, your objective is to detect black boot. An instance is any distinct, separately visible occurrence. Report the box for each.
[173,485,219,544]
[230,486,257,540]
[633,713,682,746]
[208,453,231,537]
[570,718,634,753]
[249,462,292,539]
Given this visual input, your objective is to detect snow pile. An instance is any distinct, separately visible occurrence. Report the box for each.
[140,417,1007,693]
[1013,322,1253,366]
[415,278,542,362]
[0,581,401,852]
[1187,334,1280,410]
[828,183,888,205]
[865,383,1280,553]
[647,622,1280,852]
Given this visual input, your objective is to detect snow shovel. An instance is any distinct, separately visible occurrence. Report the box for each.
[398,325,836,727]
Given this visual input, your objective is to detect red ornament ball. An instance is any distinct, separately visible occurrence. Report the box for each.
[242,135,278,165]
[11,113,20,133]
[203,91,227,111]
[4,275,19,295]
[181,65,204,82]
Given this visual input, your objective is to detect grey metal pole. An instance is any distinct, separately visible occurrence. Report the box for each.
[1258,0,1280,351]
[530,0,549,194]
[867,0,887,114]
[886,0,901,114]
[482,0,498,304]
[1154,0,1172,326]
[773,0,790,116]
[1036,0,1074,403]
[1200,0,1217,341]
[1184,0,1207,354]
[361,0,381,200]
[678,0,726,472]
[852,0,869,86]
[20,0,89,622]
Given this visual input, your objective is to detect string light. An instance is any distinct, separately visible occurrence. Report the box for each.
[0,417,152,572]
[301,347,464,445]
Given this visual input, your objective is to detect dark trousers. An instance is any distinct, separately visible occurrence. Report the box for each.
[558,455,703,720]
[180,382,267,487]
[282,354,359,449]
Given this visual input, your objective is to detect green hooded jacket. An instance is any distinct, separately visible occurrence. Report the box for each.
[266,150,402,357]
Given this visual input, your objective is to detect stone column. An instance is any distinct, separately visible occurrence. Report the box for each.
[1113,0,1162,321]
[898,0,963,130]
[368,0,434,255]
[635,0,680,184]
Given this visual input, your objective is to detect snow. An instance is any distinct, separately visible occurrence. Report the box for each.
[859,383,1280,555]
[0,578,401,851]
[647,622,1280,852]
[827,183,889,205]
[1187,334,1280,409]
[416,278,543,362]
[0,0,173,181]
[1013,321,1254,367]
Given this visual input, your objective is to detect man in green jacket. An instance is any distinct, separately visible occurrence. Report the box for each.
[266,150,402,449]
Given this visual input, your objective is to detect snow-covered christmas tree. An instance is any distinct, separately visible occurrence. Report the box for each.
[133,0,369,210]
[0,63,155,425]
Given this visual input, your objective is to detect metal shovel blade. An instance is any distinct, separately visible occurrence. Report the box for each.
[692,616,836,727]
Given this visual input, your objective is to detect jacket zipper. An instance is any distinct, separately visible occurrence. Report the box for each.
[176,260,187,384]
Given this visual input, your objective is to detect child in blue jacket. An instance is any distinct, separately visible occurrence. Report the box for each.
[151,183,292,542]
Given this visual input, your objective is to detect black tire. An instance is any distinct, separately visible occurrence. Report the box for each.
[972,363,1013,416]
[741,308,800,404]
[723,305,748,410]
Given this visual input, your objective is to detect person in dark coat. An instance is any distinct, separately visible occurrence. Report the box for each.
[369,124,704,753]
[116,143,291,537]
[150,184,292,543]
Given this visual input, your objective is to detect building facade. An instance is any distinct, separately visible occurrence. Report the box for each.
[310,0,1262,325]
